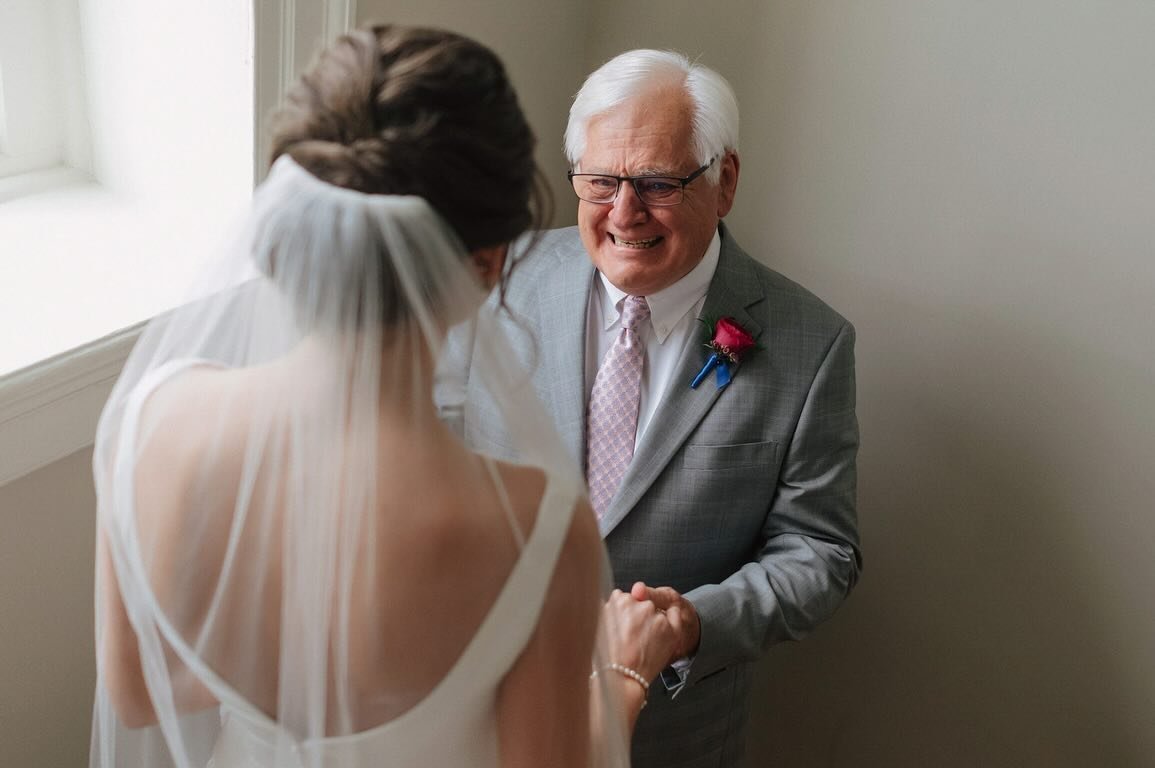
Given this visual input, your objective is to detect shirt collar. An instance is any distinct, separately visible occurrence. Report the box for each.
[597,229,721,343]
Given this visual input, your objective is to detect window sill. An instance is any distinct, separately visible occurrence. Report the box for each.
[0,324,140,486]
[0,176,248,486]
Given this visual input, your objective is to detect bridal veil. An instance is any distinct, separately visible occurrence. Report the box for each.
[91,26,630,767]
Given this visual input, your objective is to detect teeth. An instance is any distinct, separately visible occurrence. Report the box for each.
[615,236,659,248]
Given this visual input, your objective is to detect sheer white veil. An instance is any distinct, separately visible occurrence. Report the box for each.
[91,110,629,768]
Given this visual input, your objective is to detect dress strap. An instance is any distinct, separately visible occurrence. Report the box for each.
[433,468,581,695]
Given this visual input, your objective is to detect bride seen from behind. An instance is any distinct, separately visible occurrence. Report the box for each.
[92,25,675,767]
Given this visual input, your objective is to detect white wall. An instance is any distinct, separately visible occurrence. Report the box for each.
[589,1,1155,765]
[0,449,96,766]
[6,2,1153,765]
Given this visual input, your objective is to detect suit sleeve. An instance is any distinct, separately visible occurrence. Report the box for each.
[683,319,861,684]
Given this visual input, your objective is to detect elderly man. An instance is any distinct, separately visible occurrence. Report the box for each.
[440,49,861,767]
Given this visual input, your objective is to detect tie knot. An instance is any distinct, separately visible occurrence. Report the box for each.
[620,295,650,331]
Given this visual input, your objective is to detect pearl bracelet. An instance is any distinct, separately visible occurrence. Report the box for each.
[590,663,650,708]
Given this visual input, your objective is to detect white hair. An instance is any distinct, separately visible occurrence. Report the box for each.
[564,49,740,184]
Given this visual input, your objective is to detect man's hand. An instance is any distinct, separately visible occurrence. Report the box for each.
[630,582,701,662]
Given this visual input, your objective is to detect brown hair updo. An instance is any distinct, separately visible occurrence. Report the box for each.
[268,24,544,251]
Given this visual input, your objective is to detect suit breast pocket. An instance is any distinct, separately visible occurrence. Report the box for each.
[682,440,779,471]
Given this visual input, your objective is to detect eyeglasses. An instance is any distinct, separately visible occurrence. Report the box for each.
[568,158,715,207]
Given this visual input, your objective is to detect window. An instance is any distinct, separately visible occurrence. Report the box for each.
[0,0,255,379]
[0,0,355,485]
[0,0,90,196]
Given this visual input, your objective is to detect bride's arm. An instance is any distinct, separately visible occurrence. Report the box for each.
[590,588,679,738]
[96,416,221,729]
[497,498,678,765]
[97,531,156,728]
[97,531,219,729]
[496,500,602,767]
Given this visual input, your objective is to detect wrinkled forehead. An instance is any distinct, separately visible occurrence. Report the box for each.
[579,87,696,174]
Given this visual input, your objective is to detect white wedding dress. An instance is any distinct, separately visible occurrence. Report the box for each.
[112,360,580,768]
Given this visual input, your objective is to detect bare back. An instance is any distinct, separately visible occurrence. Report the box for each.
[118,359,598,745]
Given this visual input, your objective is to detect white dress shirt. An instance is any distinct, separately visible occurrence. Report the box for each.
[585,230,722,449]
[584,230,721,696]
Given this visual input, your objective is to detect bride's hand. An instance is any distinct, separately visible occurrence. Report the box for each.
[601,587,679,684]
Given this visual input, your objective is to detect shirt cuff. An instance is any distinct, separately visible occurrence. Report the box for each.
[660,657,693,699]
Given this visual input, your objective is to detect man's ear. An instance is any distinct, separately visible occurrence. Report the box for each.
[716,151,740,218]
[469,243,509,289]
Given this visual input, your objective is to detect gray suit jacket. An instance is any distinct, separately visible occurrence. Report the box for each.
[437,225,861,768]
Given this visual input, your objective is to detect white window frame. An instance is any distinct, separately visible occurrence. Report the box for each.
[254,0,357,182]
[0,0,356,487]
[0,0,91,196]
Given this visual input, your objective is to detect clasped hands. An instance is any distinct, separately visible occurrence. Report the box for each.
[602,582,700,688]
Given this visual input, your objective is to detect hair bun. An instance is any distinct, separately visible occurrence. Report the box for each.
[285,138,397,196]
[268,25,540,250]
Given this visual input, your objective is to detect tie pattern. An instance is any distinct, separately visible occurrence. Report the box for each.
[586,295,650,519]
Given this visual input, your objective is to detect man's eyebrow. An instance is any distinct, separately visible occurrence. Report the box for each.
[579,166,680,177]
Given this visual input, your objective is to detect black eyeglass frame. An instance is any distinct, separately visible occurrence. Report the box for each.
[567,157,716,207]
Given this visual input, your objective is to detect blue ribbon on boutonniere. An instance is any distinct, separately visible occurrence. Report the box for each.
[690,316,757,391]
[690,352,731,390]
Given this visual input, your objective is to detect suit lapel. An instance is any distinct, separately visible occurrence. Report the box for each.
[599,228,765,536]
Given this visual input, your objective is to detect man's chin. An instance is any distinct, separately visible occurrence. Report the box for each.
[598,264,665,296]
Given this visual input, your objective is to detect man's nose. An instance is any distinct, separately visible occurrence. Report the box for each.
[608,180,648,225]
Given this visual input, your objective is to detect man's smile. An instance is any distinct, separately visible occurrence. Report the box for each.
[610,234,663,249]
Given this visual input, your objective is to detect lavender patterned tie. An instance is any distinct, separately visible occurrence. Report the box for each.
[586,295,650,519]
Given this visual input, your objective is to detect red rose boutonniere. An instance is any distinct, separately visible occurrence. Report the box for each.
[690,316,757,390]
